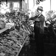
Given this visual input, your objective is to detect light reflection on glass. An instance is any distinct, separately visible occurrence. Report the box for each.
[0,2,20,14]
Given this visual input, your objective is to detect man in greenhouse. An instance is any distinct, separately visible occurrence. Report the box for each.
[34,6,45,56]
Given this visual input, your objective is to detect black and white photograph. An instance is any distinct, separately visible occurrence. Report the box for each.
[0,0,56,56]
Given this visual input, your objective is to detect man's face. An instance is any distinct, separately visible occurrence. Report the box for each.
[37,10,42,15]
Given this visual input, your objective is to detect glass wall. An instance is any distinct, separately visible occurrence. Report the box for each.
[0,2,20,14]
[51,0,56,11]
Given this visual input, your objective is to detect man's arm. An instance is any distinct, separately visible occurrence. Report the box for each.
[29,16,38,20]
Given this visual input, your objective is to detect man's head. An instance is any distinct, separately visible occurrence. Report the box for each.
[37,6,43,15]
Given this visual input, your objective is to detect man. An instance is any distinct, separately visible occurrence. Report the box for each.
[34,6,45,56]
[30,6,45,56]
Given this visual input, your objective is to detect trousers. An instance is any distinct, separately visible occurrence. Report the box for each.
[34,22,44,56]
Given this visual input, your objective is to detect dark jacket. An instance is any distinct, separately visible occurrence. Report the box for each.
[30,14,45,34]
